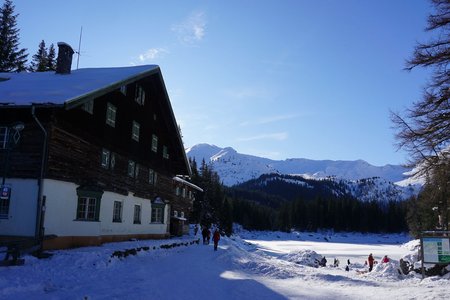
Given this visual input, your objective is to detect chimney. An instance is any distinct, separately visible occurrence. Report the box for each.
[56,42,74,74]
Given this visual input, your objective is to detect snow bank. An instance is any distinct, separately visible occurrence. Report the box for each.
[283,249,323,267]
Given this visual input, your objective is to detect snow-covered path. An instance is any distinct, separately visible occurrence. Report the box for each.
[1,231,449,300]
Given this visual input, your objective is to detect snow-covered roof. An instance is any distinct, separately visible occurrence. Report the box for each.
[0,65,159,108]
[173,176,203,192]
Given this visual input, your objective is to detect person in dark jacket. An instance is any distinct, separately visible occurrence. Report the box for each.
[320,256,327,267]
[201,227,209,245]
[368,253,374,272]
[213,229,221,251]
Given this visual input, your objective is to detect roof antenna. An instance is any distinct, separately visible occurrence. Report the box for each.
[76,26,83,69]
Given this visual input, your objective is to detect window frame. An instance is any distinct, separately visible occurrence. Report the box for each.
[0,127,8,149]
[113,201,123,223]
[133,204,142,224]
[151,197,165,224]
[101,148,110,169]
[120,85,127,95]
[135,84,145,105]
[163,145,169,159]
[106,103,117,127]
[75,188,103,222]
[151,134,158,152]
[127,160,136,178]
[148,168,156,185]
[132,121,140,141]
[82,100,94,114]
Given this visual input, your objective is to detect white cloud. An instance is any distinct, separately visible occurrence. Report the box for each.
[172,11,206,45]
[138,48,168,62]
[237,132,288,142]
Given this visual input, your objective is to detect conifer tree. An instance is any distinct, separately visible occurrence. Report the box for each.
[30,40,47,72]
[0,0,27,72]
[46,43,56,71]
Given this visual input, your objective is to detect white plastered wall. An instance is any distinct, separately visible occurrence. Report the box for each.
[0,178,38,237]
[42,179,168,237]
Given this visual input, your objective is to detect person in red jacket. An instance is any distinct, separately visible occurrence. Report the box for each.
[368,253,374,272]
[382,255,390,263]
[213,229,221,251]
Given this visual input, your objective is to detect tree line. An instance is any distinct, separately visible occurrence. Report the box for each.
[0,0,57,72]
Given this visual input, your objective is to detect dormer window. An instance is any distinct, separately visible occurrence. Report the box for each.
[106,103,117,127]
[135,84,145,105]
[132,121,140,141]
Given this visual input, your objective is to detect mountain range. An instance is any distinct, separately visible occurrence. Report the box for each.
[186,143,423,202]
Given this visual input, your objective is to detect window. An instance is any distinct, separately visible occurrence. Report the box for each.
[76,187,103,221]
[0,186,11,218]
[135,164,140,178]
[101,148,110,169]
[135,84,145,105]
[113,201,123,223]
[182,188,186,198]
[151,197,165,223]
[120,85,127,95]
[151,207,163,223]
[173,210,178,217]
[149,168,157,185]
[180,212,184,218]
[134,205,141,224]
[175,186,181,196]
[82,100,94,114]
[76,197,98,221]
[151,134,158,152]
[128,160,136,178]
[101,149,115,170]
[106,103,117,127]
[0,127,8,149]
[132,121,140,141]
[163,146,169,159]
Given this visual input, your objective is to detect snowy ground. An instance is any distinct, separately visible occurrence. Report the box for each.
[1,229,449,300]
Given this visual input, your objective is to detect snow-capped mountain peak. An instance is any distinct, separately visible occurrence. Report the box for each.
[186,144,419,188]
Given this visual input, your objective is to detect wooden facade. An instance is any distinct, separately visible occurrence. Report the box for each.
[0,64,199,249]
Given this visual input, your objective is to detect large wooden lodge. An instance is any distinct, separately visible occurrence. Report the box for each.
[0,43,202,249]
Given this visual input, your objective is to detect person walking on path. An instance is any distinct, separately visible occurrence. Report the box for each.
[213,229,221,251]
[201,227,209,245]
[368,253,374,272]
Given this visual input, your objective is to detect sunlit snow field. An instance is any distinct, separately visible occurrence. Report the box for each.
[1,228,449,300]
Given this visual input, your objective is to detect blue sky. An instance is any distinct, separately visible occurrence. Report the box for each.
[12,0,432,166]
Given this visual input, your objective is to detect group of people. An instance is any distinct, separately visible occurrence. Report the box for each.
[319,254,390,272]
[367,253,390,272]
[194,224,221,251]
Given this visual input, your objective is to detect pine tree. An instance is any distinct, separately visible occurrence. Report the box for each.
[0,0,28,72]
[46,43,56,71]
[391,0,450,174]
[30,40,47,72]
